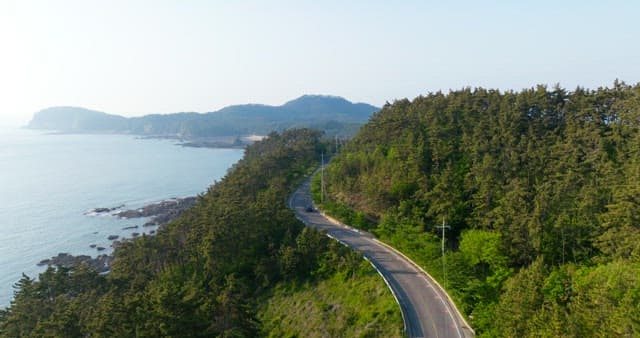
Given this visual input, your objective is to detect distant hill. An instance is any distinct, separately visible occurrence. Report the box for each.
[28,107,128,132]
[27,95,379,138]
[280,95,377,121]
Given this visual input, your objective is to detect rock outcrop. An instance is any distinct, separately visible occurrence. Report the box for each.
[38,252,113,273]
[116,197,197,226]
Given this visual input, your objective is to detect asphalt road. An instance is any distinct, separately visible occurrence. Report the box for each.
[289,178,474,338]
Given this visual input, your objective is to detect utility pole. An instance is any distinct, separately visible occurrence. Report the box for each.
[321,152,325,204]
[436,217,450,289]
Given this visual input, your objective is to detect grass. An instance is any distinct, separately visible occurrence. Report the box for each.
[258,260,403,338]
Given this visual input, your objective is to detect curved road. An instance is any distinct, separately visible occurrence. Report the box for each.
[289,178,474,338]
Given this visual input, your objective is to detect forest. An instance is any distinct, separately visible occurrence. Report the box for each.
[0,128,401,337]
[317,81,640,337]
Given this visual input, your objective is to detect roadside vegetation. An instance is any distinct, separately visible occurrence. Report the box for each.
[314,82,640,337]
[259,257,402,338]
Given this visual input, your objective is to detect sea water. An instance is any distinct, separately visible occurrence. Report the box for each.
[0,128,244,307]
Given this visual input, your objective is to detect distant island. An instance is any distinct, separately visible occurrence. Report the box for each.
[27,95,379,146]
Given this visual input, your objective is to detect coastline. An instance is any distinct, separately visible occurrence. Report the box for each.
[38,196,199,274]
[24,127,261,149]
[0,129,244,308]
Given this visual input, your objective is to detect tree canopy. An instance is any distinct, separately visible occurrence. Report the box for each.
[320,82,640,336]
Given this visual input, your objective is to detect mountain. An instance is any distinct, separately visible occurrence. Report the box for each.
[280,95,377,121]
[209,95,375,121]
[27,95,379,138]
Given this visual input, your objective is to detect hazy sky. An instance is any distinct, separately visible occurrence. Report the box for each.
[1,0,639,126]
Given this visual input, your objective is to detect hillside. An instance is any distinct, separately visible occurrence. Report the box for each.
[0,129,401,337]
[318,82,640,337]
[27,95,379,138]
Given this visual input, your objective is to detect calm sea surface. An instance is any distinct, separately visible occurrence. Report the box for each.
[0,128,244,307]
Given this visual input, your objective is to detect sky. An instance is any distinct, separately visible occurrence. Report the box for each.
[1,0,639,127]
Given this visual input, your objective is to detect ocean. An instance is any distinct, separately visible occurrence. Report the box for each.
[0,128,244,307]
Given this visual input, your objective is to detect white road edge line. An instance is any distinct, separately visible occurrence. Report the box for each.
[325,234,410,336]
[374,239,473,338]
[316,199,470,337]
[362,254,409,337]
[289,176,474,337]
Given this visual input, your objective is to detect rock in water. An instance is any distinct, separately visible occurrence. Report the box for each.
[37,252,113,273]
[115,197,198,227]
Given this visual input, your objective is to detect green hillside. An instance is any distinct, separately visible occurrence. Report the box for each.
[0,129,401,337]
[318,82,640,336]
[259,259,402,338]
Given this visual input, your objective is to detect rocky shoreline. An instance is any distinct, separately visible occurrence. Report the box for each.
[38,196,198,273]
[38,253,113,273]
[135,135,251,149]
[115,196,197,226]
